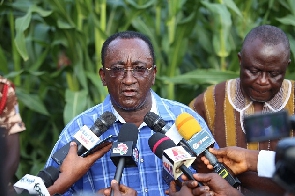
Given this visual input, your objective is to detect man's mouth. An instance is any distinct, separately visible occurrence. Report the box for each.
[122,89,137,96]
[252,87,269,95]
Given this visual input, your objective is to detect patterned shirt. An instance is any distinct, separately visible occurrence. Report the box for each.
[0,76,25,135]
[45,90,218,196]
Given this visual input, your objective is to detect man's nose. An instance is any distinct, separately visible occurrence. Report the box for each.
[257,72,269,85]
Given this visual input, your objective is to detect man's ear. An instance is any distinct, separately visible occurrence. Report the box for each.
[288,58,291,66]
[152,65,157,85]
[238,52,242,67]
[99,68,107,86]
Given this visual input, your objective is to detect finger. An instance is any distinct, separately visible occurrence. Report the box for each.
[119,183,129,193]
[111,180,120,191]
[164,189,170,195]
[192,173,211,183]
[88,143,112,161]
[68,142,78,154]
[182,180,199,188]
[181,174,188,181]
[103,187,112,196]
[191,185,210,196]
[169,181,177,193]
[200,157,214,170]
[209,147,226,156]
[201,156,210,165]
[207,165,214,170]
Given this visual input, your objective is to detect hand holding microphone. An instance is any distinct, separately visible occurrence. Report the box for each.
[175,112,241,188]
[14,141,112,195]
[48,142,112,195]
[14,111,116,195]
[181,173,244,196]
[100,180,138,196]
[52,111,117,165]
[201,147,260,175]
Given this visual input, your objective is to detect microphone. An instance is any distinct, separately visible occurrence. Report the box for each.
[52,111,116,165]
[14,166,59,195]
[37,166,60,188]
[176,112,241,188]
[144,112,184,145]
[110,123,139,196]
[148,132,197,183]
[144,111,170,134]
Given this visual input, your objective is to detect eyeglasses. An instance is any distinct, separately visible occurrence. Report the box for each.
[104,65,155,78]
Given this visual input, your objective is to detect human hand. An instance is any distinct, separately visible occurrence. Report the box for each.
[47,142,112,195]
[99,180,137,196]
[201,147,258,175]
[191,155,213,173]
[168,180,207,196]
[188,173,243,196]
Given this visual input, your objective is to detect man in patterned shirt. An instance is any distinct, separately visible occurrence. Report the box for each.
[0,75,26,194]
[189,25,293,195]
[44,31,217,196]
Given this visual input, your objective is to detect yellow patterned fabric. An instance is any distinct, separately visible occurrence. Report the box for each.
[224,81,237,147]
[203,85,215,133]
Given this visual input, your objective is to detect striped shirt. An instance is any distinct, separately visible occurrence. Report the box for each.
[45,90,218,196]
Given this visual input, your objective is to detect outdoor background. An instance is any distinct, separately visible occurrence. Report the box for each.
[1,0,295,181]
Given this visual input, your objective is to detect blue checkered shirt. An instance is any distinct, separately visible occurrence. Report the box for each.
[44,90,218,196]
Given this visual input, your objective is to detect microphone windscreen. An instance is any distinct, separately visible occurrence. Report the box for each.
[148,132,176,158]
[98,111,117,127]
[118,123,139,144]
[144,112,166,132]
[37,166,59,188]
[91,111,116,134]
[176,112,202,140]
[144,112,159,127]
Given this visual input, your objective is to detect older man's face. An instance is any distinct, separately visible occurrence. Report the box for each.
[238,38,290,102]
[100,38,156,111]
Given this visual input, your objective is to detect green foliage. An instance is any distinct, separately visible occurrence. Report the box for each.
[1,0,295,180]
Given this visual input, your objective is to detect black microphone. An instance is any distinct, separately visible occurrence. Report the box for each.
[144,112,170,134]
[148,132,201,186]
[37,166,60,188]
[13,167,59,194]
[110,123,139,196]
[144,112,187,146]
[52,111,116,165]
[144,112,196,156]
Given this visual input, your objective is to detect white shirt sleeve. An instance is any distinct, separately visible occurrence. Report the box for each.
[257,150,276,178]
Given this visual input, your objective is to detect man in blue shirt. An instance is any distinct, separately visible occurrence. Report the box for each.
[44,31,217,196]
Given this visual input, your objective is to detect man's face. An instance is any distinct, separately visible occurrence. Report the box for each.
[238,38,290,102]
[99,38,156,111]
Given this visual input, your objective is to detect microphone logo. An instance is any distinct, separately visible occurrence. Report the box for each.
[187,131,215,156]
[162,146,196,179]
[171,147,190,161]
[192,135,210,150]
[113,143,128,155]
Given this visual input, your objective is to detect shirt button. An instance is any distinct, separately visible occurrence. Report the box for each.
[145,188,148,192]
[140,158,144,162]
